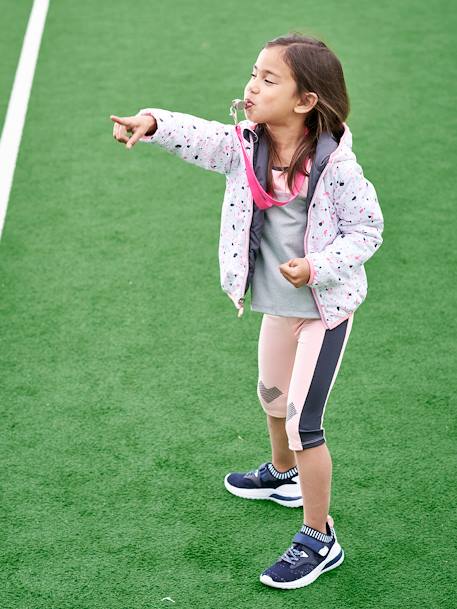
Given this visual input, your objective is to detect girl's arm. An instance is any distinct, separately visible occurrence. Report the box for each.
[136,108,240,175]
[305,160,384,288]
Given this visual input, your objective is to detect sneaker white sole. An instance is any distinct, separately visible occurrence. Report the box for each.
[259,542,345,589]
[224,474,303,508]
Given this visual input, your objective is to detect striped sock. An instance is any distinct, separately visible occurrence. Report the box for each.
[300,523,334,543]
[267,463,298,480]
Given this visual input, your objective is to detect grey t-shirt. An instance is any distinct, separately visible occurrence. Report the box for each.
[250,167,320,318]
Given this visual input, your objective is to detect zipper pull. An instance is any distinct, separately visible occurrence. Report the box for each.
[237,298,245,318]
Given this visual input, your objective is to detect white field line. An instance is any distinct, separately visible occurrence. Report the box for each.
[0,0,50,238]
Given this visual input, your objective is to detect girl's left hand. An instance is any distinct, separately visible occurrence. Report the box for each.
[279,258,311,288]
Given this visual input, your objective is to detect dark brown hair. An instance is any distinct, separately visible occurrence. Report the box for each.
[260,33,350,194]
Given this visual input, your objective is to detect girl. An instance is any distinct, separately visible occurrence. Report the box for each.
[110,33,384,590]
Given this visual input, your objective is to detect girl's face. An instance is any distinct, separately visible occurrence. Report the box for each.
[243,46,315,126]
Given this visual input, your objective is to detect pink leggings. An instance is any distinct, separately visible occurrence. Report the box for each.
[257,313,354,451]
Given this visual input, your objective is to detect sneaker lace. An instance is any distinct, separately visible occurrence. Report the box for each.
[280,544,308,565]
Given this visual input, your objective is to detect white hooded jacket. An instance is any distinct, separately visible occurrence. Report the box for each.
[138,108,384,329]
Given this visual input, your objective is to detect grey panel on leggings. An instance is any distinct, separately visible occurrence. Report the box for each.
[298,317,349,448]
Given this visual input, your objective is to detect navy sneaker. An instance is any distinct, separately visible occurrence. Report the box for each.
[259,521,344,589]
[224,462,302,508]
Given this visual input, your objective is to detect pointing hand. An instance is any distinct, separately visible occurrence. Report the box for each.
[110,113,157,149]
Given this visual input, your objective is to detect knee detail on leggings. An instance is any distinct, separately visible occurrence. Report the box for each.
[257,380,287,417]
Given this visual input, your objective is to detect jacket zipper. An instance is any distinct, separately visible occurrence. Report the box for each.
[236,128,257,317]
[304,157,338,330]
[237,186,254,317]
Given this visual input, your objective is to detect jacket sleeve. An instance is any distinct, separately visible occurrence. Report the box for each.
[136,107,239,175]
[305,159,384,289]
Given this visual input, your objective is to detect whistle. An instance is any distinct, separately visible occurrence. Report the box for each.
[229,98,247,124]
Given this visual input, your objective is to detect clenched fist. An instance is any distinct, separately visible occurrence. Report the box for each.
[279,257,311,288]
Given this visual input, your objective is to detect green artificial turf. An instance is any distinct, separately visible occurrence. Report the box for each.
[0,0,33,134]
[1,0,456,607]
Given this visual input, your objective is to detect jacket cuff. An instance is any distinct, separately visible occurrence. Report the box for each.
[137,110,157,140]
[136,108,170,143]
[305,256,316,286]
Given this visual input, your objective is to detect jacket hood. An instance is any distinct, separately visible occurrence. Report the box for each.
[239,120,355,166]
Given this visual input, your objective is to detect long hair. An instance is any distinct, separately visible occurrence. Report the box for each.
[261,33,350,195]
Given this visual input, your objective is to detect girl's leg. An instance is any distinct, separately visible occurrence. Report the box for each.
[294,443,332,533]
[285,314,354,533]
[267,415,334,527]
[257,315,298,472]
[266,414,296,472]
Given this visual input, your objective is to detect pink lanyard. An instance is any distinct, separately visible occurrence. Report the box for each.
[235,123,309,210]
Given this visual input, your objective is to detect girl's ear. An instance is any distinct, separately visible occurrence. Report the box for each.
[295,92,318,114]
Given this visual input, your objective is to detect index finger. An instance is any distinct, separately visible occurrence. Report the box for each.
[110,115,130,127]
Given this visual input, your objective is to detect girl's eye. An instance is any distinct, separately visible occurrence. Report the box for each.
[250,73,275,85]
